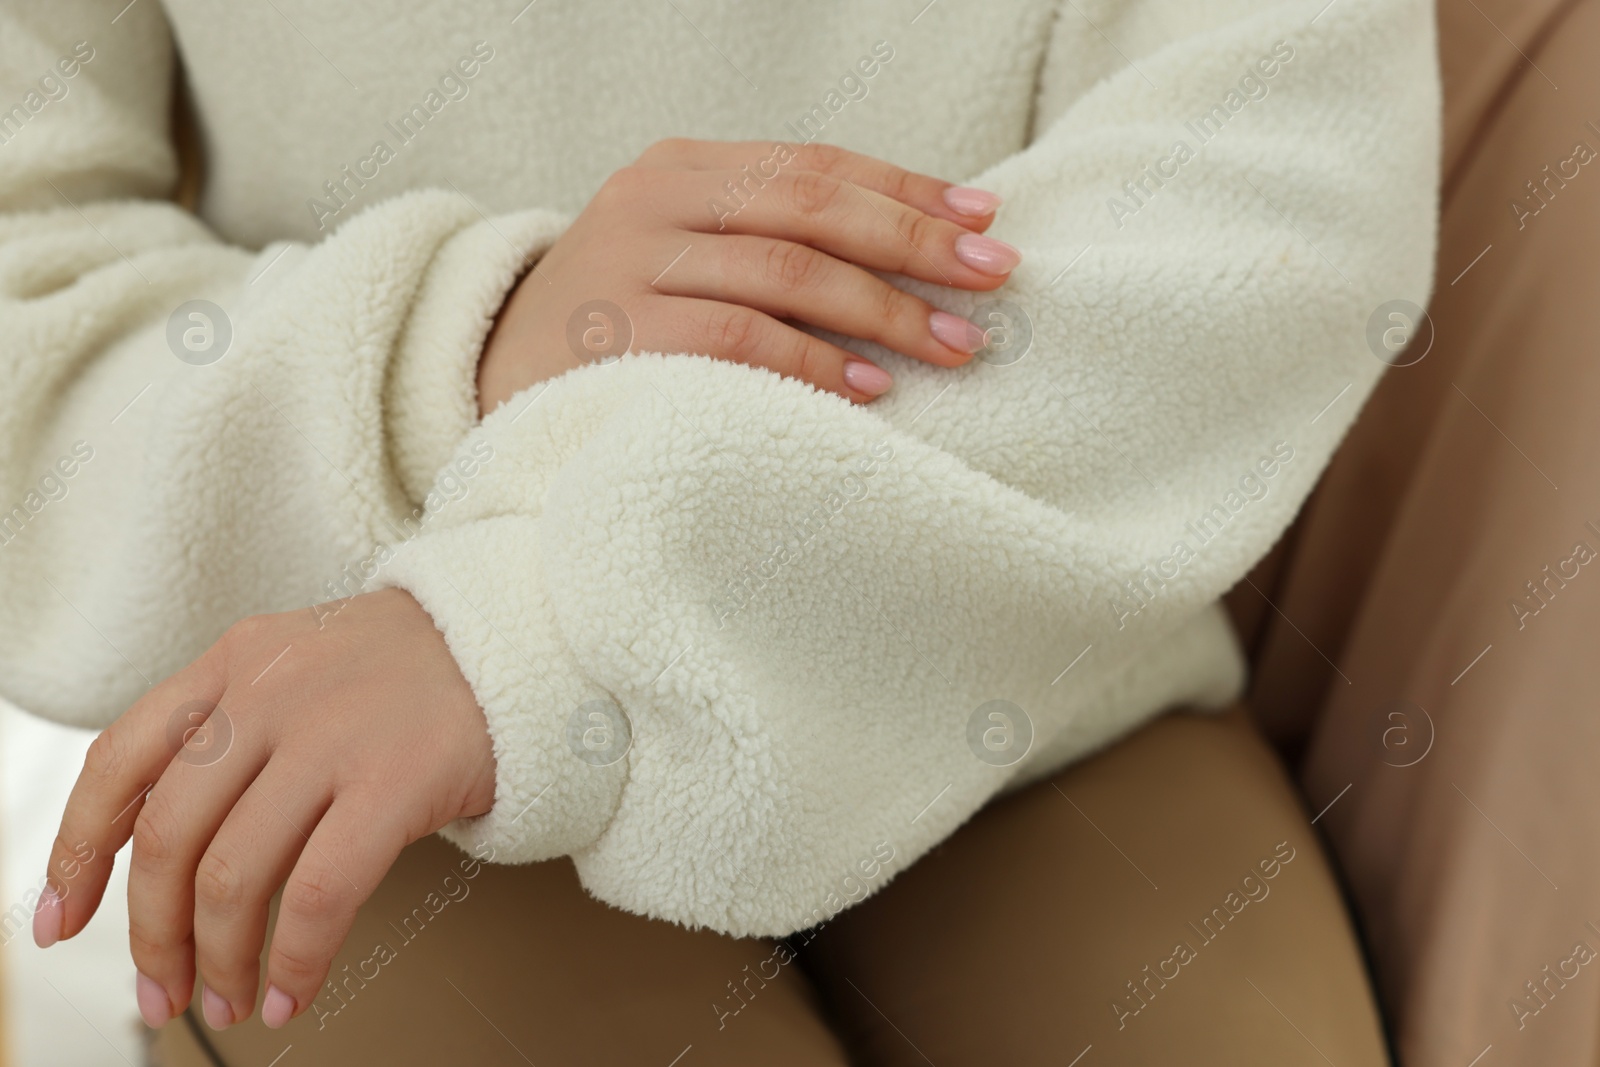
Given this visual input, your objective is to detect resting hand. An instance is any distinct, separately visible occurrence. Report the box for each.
[475,138,1019,416]
[33,588,495,1033]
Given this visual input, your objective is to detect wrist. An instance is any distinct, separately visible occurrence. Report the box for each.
[475,264,586,419]
[475,260,533,418]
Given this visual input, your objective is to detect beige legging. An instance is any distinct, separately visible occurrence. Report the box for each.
[154,0,1592,1061]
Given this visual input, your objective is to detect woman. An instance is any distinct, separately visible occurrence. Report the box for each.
[0,0,1440,1063]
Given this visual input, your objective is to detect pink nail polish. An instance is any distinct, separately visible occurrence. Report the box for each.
[954,233,1022,276]
[32,884,63,948]
[929,311,985,354]
[262,984,296,1029]
[943,186,1001,217]
[202,985,234,1030]
[842,359,893,397]
[136,973,171,1029]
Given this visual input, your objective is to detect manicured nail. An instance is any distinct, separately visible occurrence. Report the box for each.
[262,984,296,1029]
[929,311,985,354]
[202,985,234,1031]
[136,972,171,1029]
[842,359,893,397]
[32,884,63,948]
[954,233,1022,276]
[943,186,1001,217]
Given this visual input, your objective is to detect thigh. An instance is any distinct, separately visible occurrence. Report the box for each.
[796,706,1389,1067]
[150,834,849,1067]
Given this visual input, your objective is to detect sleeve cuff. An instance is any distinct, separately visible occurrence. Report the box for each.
[384,207,570,506]
[366,511,624,863]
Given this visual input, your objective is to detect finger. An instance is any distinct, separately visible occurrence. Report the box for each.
[782,142,1001,227]
[261,798,407,1029]
[191,766,334,1030]
[664,169,1021,290]
[634,138,1000,228]
[126,709,267,1029]
[39,649,227,950]
[657,236,984,368]
[638,295,896,402]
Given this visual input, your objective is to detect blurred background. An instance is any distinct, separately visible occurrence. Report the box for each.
[1,698,141,1066]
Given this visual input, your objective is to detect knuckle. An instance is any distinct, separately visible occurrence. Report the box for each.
[194,851,248,913]
[642,137,703,165]
[597,165,645,202]
[220,615,270,657]
[786,170,840,217]
[269,941,326,988]
[765,241,819,293]
[877,284,911,333]
[636,137,684,163]
[883,167,917,206]
[791,338,828,387]
[127,919,171,970]
[904,210,940,256]
[281,867,346,927]
[708,307,763,357]
[132,799,182,868]
[799,142,844,173]
[49,831,94,883]
[83,730,125,783]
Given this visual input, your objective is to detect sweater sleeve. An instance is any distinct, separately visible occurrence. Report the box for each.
[0,0,568,725]
[370,0,1439,934]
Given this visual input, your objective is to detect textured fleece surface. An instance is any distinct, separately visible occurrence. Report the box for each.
[0,0,1438,935]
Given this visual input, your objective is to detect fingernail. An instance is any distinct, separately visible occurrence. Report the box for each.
[929,311,985,354]
[136,972,171,1029]
[842,359,893,398]
[262,984,296,1029]
[954,233,1022,276]
[32,885,63,948]
[943,186,1001,217]
[202,985,234,1031]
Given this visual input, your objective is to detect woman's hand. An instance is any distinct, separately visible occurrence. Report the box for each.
[32,588,496,1032]
[476,138,1020,416]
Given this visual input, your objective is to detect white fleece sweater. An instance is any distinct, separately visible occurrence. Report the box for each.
[0,0,1438,936]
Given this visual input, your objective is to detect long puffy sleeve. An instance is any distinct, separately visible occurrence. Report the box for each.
[372,0,1440,933]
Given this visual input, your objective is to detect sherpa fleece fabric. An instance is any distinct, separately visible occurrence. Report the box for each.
[0,0,1438,936]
